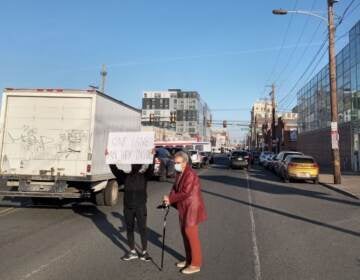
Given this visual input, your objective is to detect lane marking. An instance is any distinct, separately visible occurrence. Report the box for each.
[0,207,18,217]
[0,207,14,214]
[20,249,72,280]
[246,172,262,280]
[0,203,32,217]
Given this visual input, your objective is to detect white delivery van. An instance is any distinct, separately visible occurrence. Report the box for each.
[0,88,141,206]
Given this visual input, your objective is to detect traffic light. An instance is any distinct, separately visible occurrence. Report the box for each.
[170,112,176,123]
[207,120,211,127]
[149,113,154,123]
[223,120,227,128]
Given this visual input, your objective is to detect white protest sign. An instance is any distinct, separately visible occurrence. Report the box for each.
[106,132,155,164]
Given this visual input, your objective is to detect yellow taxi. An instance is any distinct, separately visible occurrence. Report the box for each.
[280,155,319,184]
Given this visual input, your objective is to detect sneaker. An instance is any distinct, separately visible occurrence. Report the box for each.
[121,250,138,261]
[176,261,187,268]
[139,251,151,262]
[181,266,201,275]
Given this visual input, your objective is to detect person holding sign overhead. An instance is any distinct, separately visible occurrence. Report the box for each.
[109,159,154,262]
[106,131,156,262]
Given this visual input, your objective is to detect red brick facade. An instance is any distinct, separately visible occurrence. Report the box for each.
[297,122,352,171]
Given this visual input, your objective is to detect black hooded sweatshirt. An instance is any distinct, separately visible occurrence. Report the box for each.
[109,164,154,208]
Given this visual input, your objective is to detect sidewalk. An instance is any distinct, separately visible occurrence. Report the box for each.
[319,172,360,199]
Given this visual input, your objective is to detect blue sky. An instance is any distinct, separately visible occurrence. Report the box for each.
[1,0,359,141]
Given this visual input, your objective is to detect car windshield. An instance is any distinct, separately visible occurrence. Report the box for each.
[283,152,302,160]
[190,151,198,155]
[291,157,315,164]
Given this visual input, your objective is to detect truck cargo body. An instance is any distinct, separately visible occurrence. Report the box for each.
[0,89,141,205]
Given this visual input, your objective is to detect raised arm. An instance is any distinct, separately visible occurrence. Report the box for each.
[109,164,127,182]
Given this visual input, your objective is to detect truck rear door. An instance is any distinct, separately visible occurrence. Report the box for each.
[0,95,93,177]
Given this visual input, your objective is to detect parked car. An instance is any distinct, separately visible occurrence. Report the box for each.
[265,154,278,171]
[273,151,304,176]
[263,154,276,169]
[259,151,273,165]
[189,150,203,168]
[229,150,250,169]
[250,151,260,164]
[200,151,212,168]
[280,155,319,184]
[164,147,193,166]
[154,148,175,181]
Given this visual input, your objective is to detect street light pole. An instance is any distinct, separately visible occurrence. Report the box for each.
[272,0,341,184]
[327,0,341,184]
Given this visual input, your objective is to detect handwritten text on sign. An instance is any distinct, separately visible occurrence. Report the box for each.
[106,132,154,164]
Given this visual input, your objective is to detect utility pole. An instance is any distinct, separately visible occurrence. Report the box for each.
[327,0,341,184]
[271,84,276,154]
[100,64,107,93]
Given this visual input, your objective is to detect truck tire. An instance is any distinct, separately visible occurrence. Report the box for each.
[104,180,119,206]
[95,190,105,206]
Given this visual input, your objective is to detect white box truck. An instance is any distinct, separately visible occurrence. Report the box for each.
[0,88,141,206]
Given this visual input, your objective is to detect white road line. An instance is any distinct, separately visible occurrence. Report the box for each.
[20,249,72,280]
[246,173,262,280]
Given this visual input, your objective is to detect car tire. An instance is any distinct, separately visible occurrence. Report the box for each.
[104,180,119,206]
[282,172,289,183]
[313,177,319,184]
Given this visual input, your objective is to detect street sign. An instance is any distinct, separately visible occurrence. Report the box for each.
[331,122,339,149]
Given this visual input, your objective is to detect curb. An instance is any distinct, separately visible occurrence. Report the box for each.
[319,182,359,200]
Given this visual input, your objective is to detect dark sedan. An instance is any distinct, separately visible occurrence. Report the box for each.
[229,151,250,169]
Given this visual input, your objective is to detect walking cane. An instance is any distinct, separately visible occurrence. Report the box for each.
[157,204,170,271]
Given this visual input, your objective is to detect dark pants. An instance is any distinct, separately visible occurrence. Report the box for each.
[124,205,148,251]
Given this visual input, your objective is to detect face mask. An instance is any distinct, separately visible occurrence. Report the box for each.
[174,163,182,173]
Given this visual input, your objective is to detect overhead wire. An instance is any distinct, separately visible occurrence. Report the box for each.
[272,0,317,86]
[260,0,299,98]
[278,0,359,110]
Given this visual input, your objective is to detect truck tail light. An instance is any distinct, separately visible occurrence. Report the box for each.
[87,164,91,173]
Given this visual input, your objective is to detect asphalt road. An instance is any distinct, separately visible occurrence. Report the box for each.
[0,155,359,280]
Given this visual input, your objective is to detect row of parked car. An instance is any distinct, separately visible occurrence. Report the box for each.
[154,147,214,181]
[259,150,320,184]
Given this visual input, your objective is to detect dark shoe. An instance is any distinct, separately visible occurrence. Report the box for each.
[121,250,138,261]
[139,251,151,262]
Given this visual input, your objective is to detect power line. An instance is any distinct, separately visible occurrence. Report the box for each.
[261,0,299,97]
[279,26,351,110]
[277,37,328,107]
[272,0,317,85]
[338,0,357,26]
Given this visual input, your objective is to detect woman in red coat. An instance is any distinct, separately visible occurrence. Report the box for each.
[163,151,207,275]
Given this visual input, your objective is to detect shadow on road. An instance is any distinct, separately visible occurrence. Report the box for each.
[111,211,184,263]
[201,189,360,238]
[71,205,183,271]
[200,169,360,208]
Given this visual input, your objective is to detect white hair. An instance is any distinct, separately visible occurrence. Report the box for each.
[175,151,189,163]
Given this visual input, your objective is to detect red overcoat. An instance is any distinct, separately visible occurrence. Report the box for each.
[169,165,207,228]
